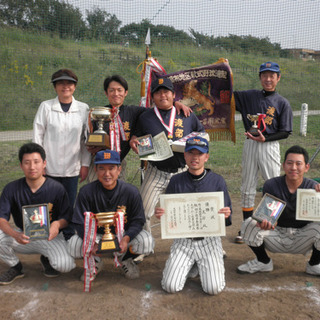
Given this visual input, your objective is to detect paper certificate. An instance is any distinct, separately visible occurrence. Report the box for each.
[139,131,173,161]
[296,189,320,221]
[159,192,226,239]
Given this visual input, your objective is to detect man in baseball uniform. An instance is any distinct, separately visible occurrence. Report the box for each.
[238,145,320,275]
[0,143,75,285]
[130,77,205,232]
[234,61,293,243]
[155,136,232,295]
[68,149,154,280]
[86,75,190,182]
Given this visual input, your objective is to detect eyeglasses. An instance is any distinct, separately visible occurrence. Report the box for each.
[186,140,208,147]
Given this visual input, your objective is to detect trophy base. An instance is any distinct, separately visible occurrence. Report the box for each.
[96,238,120,253]
[248,127,260,137]
[86,133,110,148]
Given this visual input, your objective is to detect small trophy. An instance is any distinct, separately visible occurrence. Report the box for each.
[247,114,266,136]
[86,107,112,147]
[95,211,120,253]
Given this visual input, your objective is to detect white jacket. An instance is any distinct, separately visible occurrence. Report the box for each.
[33,96,91,177]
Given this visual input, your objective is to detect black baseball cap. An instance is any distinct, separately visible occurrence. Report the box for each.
[51,73,78,83]
[151,77,174,94]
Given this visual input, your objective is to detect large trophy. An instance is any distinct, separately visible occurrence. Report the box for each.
[247,114,266,136]
[86,107,112,147]
[95,209,125,253]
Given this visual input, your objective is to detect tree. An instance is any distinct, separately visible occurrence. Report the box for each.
[86,8,121,42]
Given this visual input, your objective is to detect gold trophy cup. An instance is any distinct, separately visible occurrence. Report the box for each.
[86,107,112,147]
[247,114,260,136]
[95,212,120,253]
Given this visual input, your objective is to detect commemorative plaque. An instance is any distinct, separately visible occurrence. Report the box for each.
[22,204,50,240]
[137,134,155,157]
[252,193,286,226]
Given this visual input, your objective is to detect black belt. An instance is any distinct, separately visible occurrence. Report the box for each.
[150,162,182,173]
[190,237,204,241]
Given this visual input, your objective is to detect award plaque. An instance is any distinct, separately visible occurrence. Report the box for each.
[247,114,266,136]
[95,212,121,253]
[252,193,286,226]
[86,107,112,147]
[137,134,155,157]
[22,204,50,240]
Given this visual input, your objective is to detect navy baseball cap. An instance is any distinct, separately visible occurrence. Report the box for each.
[185,136,209,153]
[259,62,280,74]
[94,149,120,165]
[151,77,174,94]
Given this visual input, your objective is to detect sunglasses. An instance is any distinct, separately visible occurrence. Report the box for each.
[186,140,207,147]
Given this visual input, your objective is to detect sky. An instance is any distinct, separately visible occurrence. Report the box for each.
[67,0,320,50]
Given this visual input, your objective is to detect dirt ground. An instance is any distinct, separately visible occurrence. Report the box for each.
[1,194,320,320]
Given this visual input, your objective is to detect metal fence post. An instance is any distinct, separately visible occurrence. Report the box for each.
[300,103,308,136]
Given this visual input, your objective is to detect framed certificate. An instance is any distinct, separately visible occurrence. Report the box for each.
[296,188,320,221]
[252,193,286,226]
[22,204,50,240]
[159,192,226,239]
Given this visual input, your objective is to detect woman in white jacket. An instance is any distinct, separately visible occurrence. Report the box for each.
[33,69,91,207]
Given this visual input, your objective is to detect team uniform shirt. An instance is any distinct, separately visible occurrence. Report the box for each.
[135,107,204,170]
[0,177,72,230]
[234,90,293,135]
[33,96,91,177]
[72,179,145,240]
[166,169,232,226]
[91,104,146,160]
[263,175,317,228]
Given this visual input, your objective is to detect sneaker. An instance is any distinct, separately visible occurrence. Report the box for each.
[133,254,145,264]
[235,231,244,244]
[187,263,199,278]
[40,255,60,278]
[237,258,273,274]
[80,258,104,281]
[306,262,320,276]
[0,266,24,285]
[223,250,227,259]
[121,258,140,279]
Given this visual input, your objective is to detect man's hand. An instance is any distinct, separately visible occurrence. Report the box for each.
[119,235,130,253]
[218,207,231,219]
[48,221,60,241]
[175,101,192,117]
[155,207,165,219]
[257,219,275,230]
[315,184,320,192]
[129,135,139,154]
[86,146,103,154]
[245,130,266,142]
[14,232,30,245]
[79,166,89,183]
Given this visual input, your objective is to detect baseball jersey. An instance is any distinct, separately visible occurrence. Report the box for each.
[263,175,317,228]
[135,108,204,170]
[91,104,146,160]
[72,179,145,240]
[0,177,72,230]
[234,90,293,135]
[166,169,232,226]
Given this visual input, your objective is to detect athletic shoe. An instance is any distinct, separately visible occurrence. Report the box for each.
[80,258,104,281]
[223,250,227,259]
[121,258,140,279]
[133,254,145,264]
[237,258,273,274]
[0,266,24,285]
[235,231,244,244]
[40,255,60,278]
[306,262,320,276]
[187,263,199,278]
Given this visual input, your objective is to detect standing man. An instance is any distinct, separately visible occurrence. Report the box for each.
[155,137,232,295]
[237,145,320,275]
[234,62,293,243]
[68,149,154,280]
[0,143,75,285]
[130,77,205,232]
[87,75,190,182]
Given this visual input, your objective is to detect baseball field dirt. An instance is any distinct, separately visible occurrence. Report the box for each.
[1,194,319,320]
